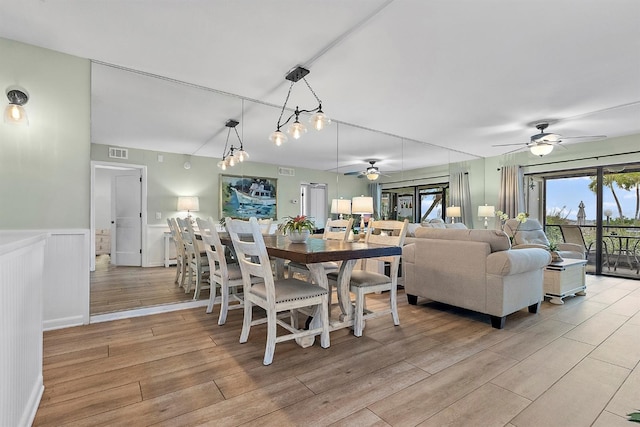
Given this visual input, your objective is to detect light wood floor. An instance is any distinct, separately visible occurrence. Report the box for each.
[37,273,640,426]
[91,255,210,315]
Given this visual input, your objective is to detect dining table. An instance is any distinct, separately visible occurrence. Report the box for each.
[605,233,640,272]
[218,233,402,346]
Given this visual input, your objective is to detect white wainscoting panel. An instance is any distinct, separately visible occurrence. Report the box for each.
[0,232,47,427]
[146,224,171,267]
[43,230,90,330]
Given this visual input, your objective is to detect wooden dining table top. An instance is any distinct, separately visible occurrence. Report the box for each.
[218,233,402,264]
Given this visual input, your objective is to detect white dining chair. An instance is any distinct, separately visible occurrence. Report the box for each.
[328,219,408,337]
[167,217,187,287]
[226,216,330,365]
[197,217,250,325]
[178,217,210,299]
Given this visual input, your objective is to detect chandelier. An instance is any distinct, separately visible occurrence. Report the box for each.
[269,66,330,146]
[217,119,249,170]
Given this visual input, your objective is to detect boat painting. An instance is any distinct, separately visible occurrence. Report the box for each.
[220,174,277,219]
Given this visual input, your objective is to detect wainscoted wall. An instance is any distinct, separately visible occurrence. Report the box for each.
[0,233,47,427]
[146,224,172,267]
[43,230,90,330]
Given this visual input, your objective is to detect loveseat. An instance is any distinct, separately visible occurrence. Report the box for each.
[402,227,551,328]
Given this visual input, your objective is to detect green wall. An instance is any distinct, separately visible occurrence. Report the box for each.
[90,143,368,225]
[0,38,91,229]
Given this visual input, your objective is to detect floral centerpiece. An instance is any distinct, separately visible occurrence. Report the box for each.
[278,215,316,243]
[495,210,509,231]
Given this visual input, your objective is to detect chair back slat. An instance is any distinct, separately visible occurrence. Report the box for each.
[323,218,354,241]
[362,219,408,266]
[225,217,276,303]
[197,217,227,276]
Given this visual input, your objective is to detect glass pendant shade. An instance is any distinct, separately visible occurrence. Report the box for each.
[288,120,307,139]
[4,104,28,125]
[217,159,227,170]
[529,143,554,157]
[309,110,331,131]
[235,148,248,162]
[269,129,288,146]
[227,155,236,167]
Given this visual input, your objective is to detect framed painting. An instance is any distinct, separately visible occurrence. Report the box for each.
[220,174,277,220]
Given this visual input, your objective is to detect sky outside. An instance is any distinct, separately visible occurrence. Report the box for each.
[546,176,638,221]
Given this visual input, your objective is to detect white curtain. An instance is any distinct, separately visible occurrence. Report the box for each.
[449,172,472,225]
[498,165,524,218]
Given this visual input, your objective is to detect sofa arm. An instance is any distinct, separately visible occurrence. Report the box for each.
[487,248,551,276]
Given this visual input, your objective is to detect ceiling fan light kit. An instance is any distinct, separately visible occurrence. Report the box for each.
[270,66,330,145]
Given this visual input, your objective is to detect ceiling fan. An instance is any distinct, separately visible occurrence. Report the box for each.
[344,160,385,181]
[494,122,607,157]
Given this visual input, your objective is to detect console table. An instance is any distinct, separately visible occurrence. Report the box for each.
[543,258,587,305]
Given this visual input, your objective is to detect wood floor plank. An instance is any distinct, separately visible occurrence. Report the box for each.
[510,357,630,427]
[605,360,640,419]
[33,382,142,426]
[64,381,224,427]
[244,362,429,426]
[416,383,530,426]
[368,350,518,426]
[562,311,629,346]
[589,321,640,369]
[549,299,608,325]
[592,410,633,427]
[488,319,575,361]
[331,408,391,427]
[491,337,594,400]
[157,377,315,426]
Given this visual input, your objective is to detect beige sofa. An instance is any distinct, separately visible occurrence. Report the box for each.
[403,227,551,328]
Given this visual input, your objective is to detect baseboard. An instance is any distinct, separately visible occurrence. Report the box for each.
[43,315,86,331]
[90,300,208,323]
[21,377,43,427]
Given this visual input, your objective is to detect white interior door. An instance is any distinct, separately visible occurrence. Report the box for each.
[303,183,327,229]
[111,169,142,266]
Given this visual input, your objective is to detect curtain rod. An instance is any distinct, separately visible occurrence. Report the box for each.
[497,149,640,171]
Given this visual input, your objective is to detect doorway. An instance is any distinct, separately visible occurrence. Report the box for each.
[90,161,147,271]
[300,183,328,229]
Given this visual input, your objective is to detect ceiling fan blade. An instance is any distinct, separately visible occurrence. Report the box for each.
[492,143,526,147]
[344,171,363,176]
[560,134,607,140]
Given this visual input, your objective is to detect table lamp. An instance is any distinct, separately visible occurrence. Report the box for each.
[477,205,495,229]
[331,198,352,219]
[446,205,461,224]
[352,196,374,235]
[177,196,199,220]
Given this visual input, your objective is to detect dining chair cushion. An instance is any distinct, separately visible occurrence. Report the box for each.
[212,263,242,280]
[327,270,390,288]
[249,278,328,303]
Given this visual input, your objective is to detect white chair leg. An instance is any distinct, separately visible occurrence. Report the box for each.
[320,295,330,348]
[240,300,252,344]
[218,282,230,325]
[354,287,365,337]
[206,282,217,314]
[263,310,277,365]
[174,259,181,285]
[391,285,400,326]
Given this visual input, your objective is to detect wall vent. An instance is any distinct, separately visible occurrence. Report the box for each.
[278,167,295,176]
[108,147,128,159]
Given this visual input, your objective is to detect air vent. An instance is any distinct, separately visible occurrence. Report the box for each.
[108,147,128,159]
[278,167,295,176]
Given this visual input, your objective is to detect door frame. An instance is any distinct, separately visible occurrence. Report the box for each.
[90,161,148,271]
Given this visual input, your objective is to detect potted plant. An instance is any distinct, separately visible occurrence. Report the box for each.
[548,239,563,262]
[278,215,316,243]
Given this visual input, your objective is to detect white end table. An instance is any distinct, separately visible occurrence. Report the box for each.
[543,258,587,305]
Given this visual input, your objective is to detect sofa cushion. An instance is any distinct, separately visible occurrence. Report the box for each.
[413,227,511,252]
[406,223,423,237]
[445,223,468,229]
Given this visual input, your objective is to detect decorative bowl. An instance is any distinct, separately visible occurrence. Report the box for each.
[288,229,310,243]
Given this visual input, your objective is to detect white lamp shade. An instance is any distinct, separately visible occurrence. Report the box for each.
[446,206,461,218]
[331,198,352,215]
[352,196,374,214]
[529,143,554,156]
[177,196,199,212]
[477,205,495,218]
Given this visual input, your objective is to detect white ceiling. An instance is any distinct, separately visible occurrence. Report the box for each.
[1,0,639,175]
